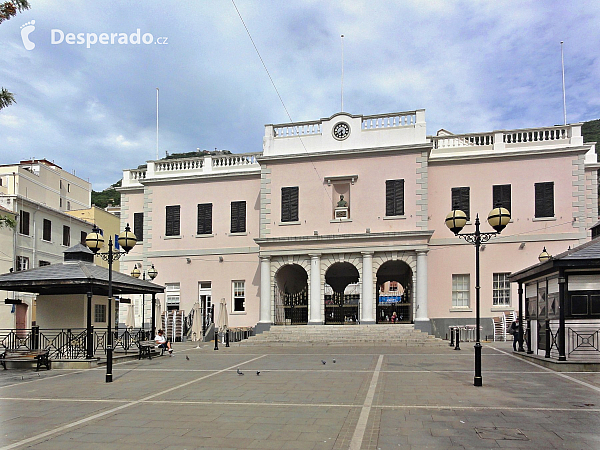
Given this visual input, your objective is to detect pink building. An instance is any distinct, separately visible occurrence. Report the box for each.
[119,110,597,337]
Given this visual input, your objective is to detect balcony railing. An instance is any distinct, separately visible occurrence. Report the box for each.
[432,124,582,152]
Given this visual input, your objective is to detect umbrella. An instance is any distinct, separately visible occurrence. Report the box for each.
[191,301,202,341]
[217,297,229,331]
[125,304,135,329]
[155,298,162,333]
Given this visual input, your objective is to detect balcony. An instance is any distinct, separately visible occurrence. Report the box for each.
[122,152,262,188]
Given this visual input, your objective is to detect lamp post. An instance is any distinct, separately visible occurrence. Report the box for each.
[86,224,137,383]
[131,264,158,340]
[445,205,510,387]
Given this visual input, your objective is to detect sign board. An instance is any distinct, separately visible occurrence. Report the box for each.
[378,295,402,304]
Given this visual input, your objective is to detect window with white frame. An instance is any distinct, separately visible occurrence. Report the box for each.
[94,304,106,322]
[16,256,29,271]
[452,274,470,308]
[165,283,180,309]
[233,281,245,312]
[493,273,511,306]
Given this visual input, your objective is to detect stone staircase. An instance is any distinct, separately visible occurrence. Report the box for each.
[236,324,447,346]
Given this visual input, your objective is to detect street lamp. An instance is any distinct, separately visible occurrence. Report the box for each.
[538,247,551,263]
[85,224,137,383]
[445,205,510,387]
[131,264,158,339]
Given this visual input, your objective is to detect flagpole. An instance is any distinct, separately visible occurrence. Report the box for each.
[561,41,567,125]
[156,87,159,160]
[341,35,344,112]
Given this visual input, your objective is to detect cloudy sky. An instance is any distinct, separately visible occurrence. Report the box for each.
[1,1,599,190]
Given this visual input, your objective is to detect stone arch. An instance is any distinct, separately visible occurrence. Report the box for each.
[270,256,311,324]
[321,253,362,324]
[372,251,417,323]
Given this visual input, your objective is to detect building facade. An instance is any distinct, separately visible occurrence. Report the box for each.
[119,110,597,336]
[0,159,95,329]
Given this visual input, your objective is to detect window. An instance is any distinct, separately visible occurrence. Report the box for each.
[452,274,470,308]
[281,187,299,222]
[39,260,51,267]
[389,281,398,292]
[493,273,510,306]
[60,198,63,208]
[233,281,245,312]
[81,230,87,244]
[535,182,554,218]
[231,201,246,233]
[165,283,180,309]
[19,210,30,236]
[94,304,106,323]
[134,212,144,242]
[197,203,213,234]
[165,205,180,236]
[67,183,70,192]
[451,187,470,221]
[42,219,52,241]
[16,256,29,271]
[386,179,405,216]
[67,201,71,211]
[62,225,70,246]
[493,184,511,211]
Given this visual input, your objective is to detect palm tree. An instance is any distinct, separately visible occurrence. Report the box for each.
[0,0,31,110]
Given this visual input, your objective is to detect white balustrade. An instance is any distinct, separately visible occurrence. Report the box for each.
[212,153,259,167]
[361,112,416,130]
[130,169,146,181]
[433,133,494,149]
[155,158,204,173]
[273,122,322,138]
[503,127,568,144]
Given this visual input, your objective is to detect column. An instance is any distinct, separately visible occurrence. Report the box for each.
[86,290,93,359]
[309,254,322,324]
[361,252,375,323]
[558,272,566,361]
[259,256,271,324]
[415,250,430,332]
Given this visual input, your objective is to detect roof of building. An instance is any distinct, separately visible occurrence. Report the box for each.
[510,237,600,282]
[0,244,163,296]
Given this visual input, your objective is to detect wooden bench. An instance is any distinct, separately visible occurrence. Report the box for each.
[0,349,51,371]
[137,341,165,360]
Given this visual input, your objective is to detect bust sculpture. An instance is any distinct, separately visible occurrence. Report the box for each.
[337,195,348,207]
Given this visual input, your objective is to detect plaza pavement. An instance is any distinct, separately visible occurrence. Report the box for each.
[0,340,599,449]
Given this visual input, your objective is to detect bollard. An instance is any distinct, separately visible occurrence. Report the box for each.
[225,329,230,347]
[214,327,219,351]
[449,327,454,347]
[454,327,461,350]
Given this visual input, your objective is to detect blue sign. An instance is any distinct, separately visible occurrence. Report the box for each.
[378,295,402,304]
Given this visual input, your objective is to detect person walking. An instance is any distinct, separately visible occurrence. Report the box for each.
[510,319,520,351]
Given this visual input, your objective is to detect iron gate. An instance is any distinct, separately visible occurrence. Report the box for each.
[324,293,360,324]
[274,288,308,325]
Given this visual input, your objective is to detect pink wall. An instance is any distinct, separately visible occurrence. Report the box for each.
[265,150,422,237]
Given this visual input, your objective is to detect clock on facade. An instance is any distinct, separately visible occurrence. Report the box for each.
[332,122,350,140]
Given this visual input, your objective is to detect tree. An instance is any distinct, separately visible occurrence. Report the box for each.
[0,0,30,111]
[0,215,16,229]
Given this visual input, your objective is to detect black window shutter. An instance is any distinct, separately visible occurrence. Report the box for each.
[535,182,554,218]
[281,187,299,222]
[43,219,51,241]
[134,213,144,242]
[493,184,511,211]
[231,201,246,233]
[166,205,180,236]
[452,187,470,221]
[20,211,30,235]
[386,180,404,216]
[197,203,212,234]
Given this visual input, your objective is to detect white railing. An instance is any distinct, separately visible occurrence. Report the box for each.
[273,121,322,138]
[362,111,417,130]
[432,124,581,151]
[155,158,204,173]
[503,126,568,144]
[212,153,259,167]
[129,169,146,181]
[433,133,494,149]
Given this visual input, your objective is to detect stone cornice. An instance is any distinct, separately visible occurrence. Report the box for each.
[255,230,434,245]
[429,145,590,164]
[257,142,432,163]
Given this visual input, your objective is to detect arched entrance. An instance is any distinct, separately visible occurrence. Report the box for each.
[376,260,412,323]
[274,264,308,325]
[324,262,360,324]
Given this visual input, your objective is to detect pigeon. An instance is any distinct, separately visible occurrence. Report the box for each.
[321,360,326,365]
[333,359,336,363]
[256,371,261,376]
[237,368,244,375]
[186,355,190,361]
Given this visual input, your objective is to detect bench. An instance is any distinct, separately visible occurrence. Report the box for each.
[0,349,51,371]
[137,341,165,360]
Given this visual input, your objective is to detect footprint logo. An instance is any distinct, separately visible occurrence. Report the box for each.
[21,20,35,51]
